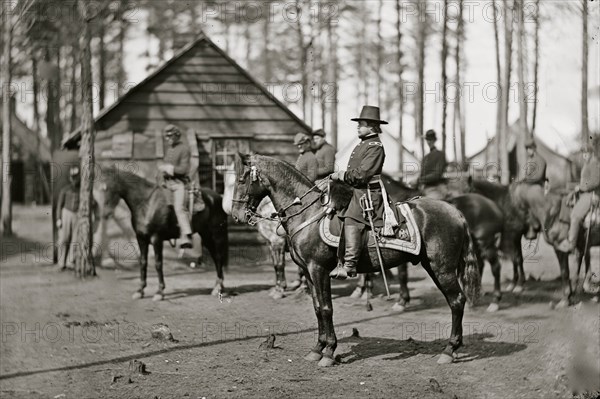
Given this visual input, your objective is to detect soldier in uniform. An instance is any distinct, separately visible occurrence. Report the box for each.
[311,128,336,180]
[418,129,448,200]
[294,132,318,183]
[513,138,547,232]
[159,124,194,249]
[329,106,388,280]
[560,144,599,252]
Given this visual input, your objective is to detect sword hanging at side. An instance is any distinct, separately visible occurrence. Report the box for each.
[360,192,391,299]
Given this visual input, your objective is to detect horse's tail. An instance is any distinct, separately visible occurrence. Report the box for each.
[459,223,481,305]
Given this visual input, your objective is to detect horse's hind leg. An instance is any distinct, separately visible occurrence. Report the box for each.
[152,239,165,301]
[485,248,502,312]
[421,260,466,364]
[508,240,525,293]
[204,236,224,296]
[133,238,149,300]
[392,264,410,312]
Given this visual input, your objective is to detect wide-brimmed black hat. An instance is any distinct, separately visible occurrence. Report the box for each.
[424,129,437,141]
[312,128,326,137]
[351,105,388,125]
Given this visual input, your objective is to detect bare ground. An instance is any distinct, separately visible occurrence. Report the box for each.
[1,205,599,399]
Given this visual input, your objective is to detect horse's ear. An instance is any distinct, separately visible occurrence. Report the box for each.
[236,152,250,165]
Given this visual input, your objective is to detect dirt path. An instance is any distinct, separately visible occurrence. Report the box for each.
[1,206,598,398]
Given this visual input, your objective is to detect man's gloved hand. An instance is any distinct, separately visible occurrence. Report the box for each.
[329,171,345,181]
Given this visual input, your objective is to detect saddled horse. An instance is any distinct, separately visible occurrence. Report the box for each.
[231,154,480,366]
[100,166,229,300]
[377,175,506,312]
[511,184,600,306]
[467,179,533,294]
[222,165,287,299]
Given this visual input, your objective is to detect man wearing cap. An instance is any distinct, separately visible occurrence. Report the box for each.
[311,128,336,180]
[294,132,318,183]
[560,144,599,252]
[159,124,194,249]
[418,129,448,200]
[329,105,389,280]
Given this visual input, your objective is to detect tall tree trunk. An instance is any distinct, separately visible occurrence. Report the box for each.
[328,14,338,149]
[75,1,97,277]
[415,1,427,158]
[45,47,60,153]
[376,0,383,106]
[531,0,540,135]
[70,43,78,131]
[32,51,42,203]
[441,0,449,157]
[98,21,106,110]
[581,0,589,146]
[396,0,404,169]
[500,0,514,184]
[359,1,368,106]
[516,0,528,170]
[116,2,127,96]
[296,0,307,120]
[456,0,466,166]
[244,22,251,68]
[1,13,12,236]
[263,8,272,82]
[493,0,503,164]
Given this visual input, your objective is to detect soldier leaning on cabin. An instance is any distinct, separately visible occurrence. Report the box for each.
[311,128,336,180]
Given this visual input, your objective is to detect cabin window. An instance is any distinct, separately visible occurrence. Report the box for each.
[211,139,250,193]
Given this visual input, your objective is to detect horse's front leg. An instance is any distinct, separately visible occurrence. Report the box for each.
[304,272,326,362]
[554,250,573,308]
[508,240,525,293]
[133,237,149,300]
[152,237,165,301]
[306,262,337,367]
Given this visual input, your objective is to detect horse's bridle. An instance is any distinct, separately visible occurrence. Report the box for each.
[233,162,326,229]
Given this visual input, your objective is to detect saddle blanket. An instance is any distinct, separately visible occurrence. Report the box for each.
[319,203,421,255]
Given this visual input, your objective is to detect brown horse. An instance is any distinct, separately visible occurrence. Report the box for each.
[512,186,600,306]
[376,175,506,312]
[231,154,480,366]
[100,166,229,300]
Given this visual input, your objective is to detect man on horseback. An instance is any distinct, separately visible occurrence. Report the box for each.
[294,132,318,183]
[513,138,547,233]
[329,105,388,280]
[311,128,336,180]
[560,144,599,252]
[159,124,193,249]
[418,129,448,200]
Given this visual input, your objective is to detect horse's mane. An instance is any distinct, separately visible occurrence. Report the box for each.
[101,165,155,189]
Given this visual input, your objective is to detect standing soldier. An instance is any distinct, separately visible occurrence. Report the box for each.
[56,166,98,271]
[311,128,336,180]
[159,124,197,249]
[329,106,389,280]
[294,132,318,183]
[418,129,448,200]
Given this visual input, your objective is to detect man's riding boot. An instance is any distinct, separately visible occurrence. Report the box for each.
[330,224,364,280]
[180,234,193,249]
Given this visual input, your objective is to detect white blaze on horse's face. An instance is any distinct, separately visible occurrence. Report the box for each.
[222,165,236,215]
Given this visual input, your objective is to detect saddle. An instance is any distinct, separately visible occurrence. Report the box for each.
[160,179,206,213]
[319,180,421,255]
[560,190,600,228]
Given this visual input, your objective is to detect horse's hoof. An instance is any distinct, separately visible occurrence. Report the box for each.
[317,356,336,367]
[271,289,284,300]
[392,302,406,312]
[554,299,570,309]
[132,292,143,300]
[437,353,454,364]
[487,303,500,312]
[211,287,222,297]
[506,283,515,292]
[304,351,323,361]
[349,287,363,299]
[513,286,524,294]
[152,293,164,301]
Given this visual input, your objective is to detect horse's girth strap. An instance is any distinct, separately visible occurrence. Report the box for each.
[288,210,327,240]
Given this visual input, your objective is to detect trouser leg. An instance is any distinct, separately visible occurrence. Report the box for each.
[568,193,592,244]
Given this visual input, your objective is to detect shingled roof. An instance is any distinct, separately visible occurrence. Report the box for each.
[62,33,310,149]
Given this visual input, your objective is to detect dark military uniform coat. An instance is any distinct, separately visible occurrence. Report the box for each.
[338,134,385,227]
[418,148,447,186]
